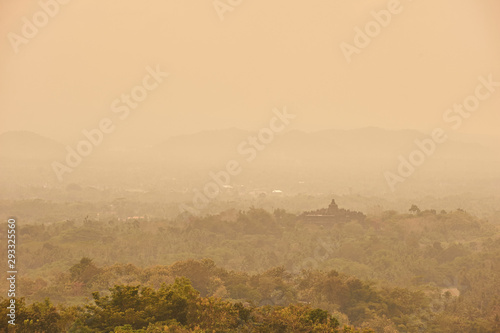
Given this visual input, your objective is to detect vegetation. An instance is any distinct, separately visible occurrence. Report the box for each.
[1,202,499,332]
[0,276,372,332]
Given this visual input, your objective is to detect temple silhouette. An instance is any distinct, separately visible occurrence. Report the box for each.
[300,199,365,225]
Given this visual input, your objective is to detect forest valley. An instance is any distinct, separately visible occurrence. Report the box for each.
[0,200,499,332]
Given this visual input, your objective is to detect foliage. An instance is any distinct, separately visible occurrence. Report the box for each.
[2,204,499,332]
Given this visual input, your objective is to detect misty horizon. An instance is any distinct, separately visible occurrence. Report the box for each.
[1,1,500,332]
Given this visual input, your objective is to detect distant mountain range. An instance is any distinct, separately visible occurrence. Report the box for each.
[153,127,494,165]
[0,131,65,160]
[0,128,496,164]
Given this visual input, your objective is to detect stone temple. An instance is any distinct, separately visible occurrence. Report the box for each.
[300,199,365,225]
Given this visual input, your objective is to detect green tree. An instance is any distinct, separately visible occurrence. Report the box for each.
[409,205,421,214]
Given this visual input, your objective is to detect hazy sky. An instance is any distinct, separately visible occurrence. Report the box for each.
[1,0,499,147]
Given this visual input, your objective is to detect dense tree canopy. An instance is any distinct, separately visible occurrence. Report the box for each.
[1,204,499,332]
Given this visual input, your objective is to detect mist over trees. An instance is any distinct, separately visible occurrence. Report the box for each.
[2,1,500,331]
[1,201,499,332]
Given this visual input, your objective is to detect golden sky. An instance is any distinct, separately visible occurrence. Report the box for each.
[1,0,499,147]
